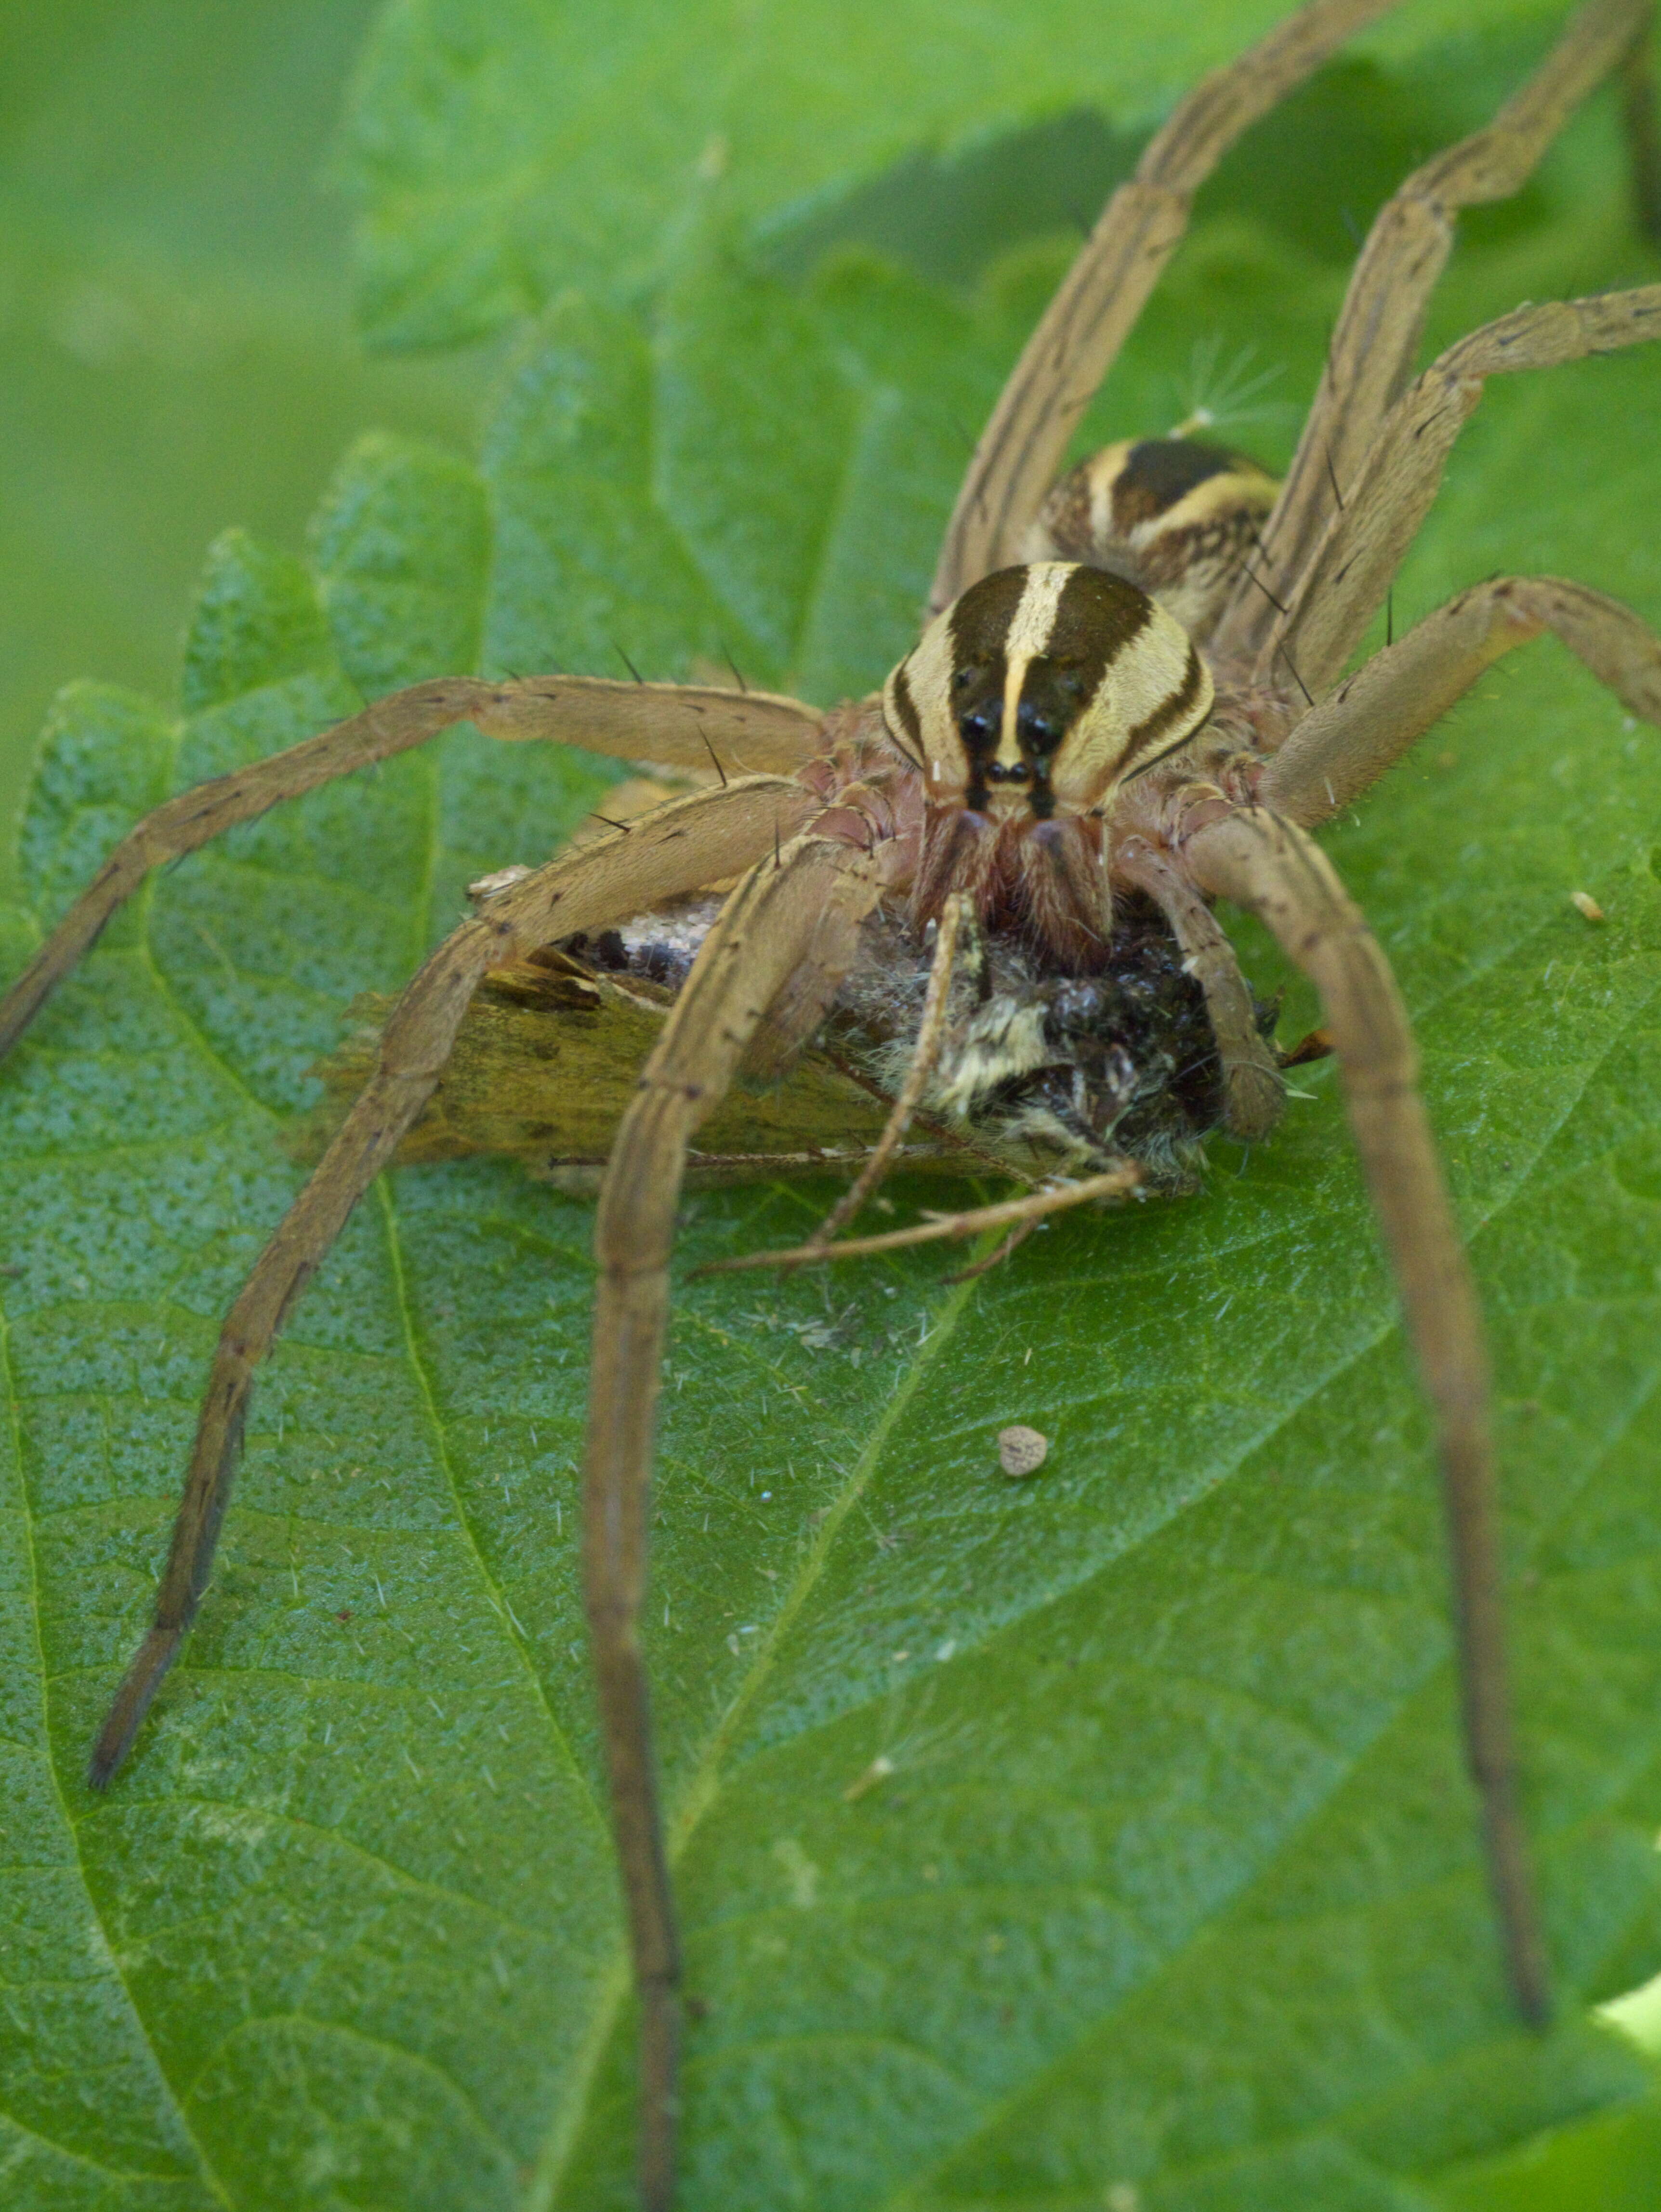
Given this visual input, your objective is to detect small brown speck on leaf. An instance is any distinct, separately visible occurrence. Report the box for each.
[1570,890,1605,923]
[998,1425,1048,1478]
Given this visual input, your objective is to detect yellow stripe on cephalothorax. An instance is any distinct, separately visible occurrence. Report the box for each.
[887,591,958,785]
[997,563,1073,765]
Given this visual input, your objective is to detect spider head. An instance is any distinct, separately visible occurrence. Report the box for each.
[886,564,1213,964]
[884,562,1212,824]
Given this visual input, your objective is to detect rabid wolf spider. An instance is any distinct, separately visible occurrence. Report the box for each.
[4,0,1661,2203]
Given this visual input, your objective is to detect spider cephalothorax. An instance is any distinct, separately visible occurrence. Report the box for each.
[5,3,1661,2207]
[892,561,1214,964]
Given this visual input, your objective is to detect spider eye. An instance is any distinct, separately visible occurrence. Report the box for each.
[1016,700,1067,755]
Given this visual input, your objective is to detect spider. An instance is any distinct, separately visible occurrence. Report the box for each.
[3,0,1661,2204]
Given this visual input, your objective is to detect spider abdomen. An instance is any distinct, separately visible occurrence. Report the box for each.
[1022,436,1280,644]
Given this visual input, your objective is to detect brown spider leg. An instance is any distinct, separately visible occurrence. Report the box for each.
[581,824,908,2211]
[1257,575,1661,824]
[1115,835,1284,1140]
[928,0,1401,611]
[0,673,822,1060]
[695,1166,1140,1275]
[1213,0,1650,664]
[1184,803,1550,2026]
[1260,284,1661,695]
[86,774,817,1789]
[800,891,971,1251]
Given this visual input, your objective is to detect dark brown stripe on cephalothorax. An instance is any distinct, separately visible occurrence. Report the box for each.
[1121,644,1208,776]
[887,662,924,764]
[946,566,1029,810]
[1007,567,1158,817]
[1111,439,1243,530]
[1046,564,1156,677]
[947,565,1031,664]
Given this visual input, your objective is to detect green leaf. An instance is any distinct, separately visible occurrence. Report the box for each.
[339,0,1578,350]
[4,11,1661,2210]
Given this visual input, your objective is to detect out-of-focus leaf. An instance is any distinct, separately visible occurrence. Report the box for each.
[339,0,1575,349]
[3,9,1661,2210]
[0,0,487,841]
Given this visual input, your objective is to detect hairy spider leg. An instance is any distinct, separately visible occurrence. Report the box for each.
[84,774,817,1786]
[1115,835,1284,1139]
[930,0,1402,610]
[1212,0,1655,664]
[1183,804,1548,2022]
[0,673,823,1061]
[696,1163,1140,1275]
[1258,575,1661,824]
[582,821,910,2209]
[799,889,973,1251]
[1266,285,1661,692]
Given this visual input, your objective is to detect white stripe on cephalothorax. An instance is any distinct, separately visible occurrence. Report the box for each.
[997,563,1073,763]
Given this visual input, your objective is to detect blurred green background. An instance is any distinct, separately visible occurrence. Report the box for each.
[0,0,489,893]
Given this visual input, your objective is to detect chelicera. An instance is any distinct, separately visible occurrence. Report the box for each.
[3,1,1661,2204]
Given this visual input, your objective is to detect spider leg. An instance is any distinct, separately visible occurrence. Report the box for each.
[580,822,910,2209]
[928,0,1401,611]
[1263,283,1661,695]
[1183,803,1550,2027]
[1257,575,1661,823]
[696,1165,1139,1274]
[801,891,971,1251]
[1116,835,1284,1140]
[86,774,817,1788]
[0,672,822,1058]
[1213,0,1651,664]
